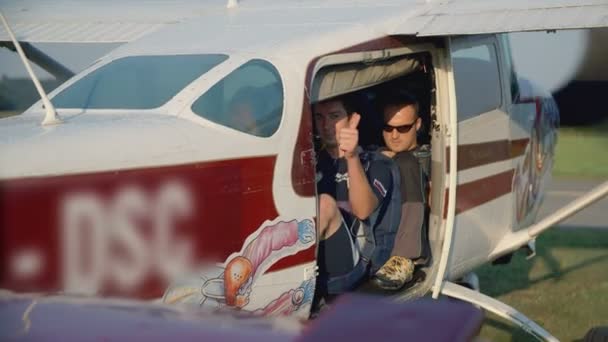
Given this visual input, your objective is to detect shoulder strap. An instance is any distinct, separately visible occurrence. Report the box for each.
[413,144,431,203]
[412,144,431,182]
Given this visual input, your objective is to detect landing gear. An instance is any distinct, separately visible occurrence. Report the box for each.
[440,281,559,342]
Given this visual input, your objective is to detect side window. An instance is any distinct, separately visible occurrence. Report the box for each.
[452,43,502,121]
[191,59,283,137]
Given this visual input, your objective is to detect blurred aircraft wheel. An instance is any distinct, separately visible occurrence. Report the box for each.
[585,326,608,342]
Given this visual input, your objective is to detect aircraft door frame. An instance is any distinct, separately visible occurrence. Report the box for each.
[437,35,513,287]
[308,41,446,301]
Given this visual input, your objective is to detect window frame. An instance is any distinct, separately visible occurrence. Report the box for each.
[450,36,505,121]
[188,58,286,138]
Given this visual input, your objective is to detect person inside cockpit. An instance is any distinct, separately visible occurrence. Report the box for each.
[228,87,261,136]
[371,90,430,290]
[313,94,396,297]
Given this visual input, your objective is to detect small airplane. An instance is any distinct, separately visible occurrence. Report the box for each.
[1,0,608,340]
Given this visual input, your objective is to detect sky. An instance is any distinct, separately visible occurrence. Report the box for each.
[0,30,589,93]
[508,30,588,92]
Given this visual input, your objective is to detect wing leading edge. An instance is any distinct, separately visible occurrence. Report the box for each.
[0,0,607,43]
[408,0,608,36]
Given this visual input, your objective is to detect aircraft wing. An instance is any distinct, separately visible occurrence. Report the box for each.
[0,0,227,43]
[403,0,608,36]
[0,0,607,43]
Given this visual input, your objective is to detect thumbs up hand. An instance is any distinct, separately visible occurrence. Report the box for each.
[338,113,361,159]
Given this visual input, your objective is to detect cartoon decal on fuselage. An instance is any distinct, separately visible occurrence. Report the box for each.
[251,278,315,316]
[163,218,316,316]
[514,98,559,224]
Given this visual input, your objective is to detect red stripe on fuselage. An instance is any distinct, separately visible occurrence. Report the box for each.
[445,138,530,173]
[0,157,314,298]
[443,169,515,219]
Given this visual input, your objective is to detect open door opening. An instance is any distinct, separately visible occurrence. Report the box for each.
[308,44,445,308]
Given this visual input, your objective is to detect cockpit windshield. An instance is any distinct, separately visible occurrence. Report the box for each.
[52,54,228,109]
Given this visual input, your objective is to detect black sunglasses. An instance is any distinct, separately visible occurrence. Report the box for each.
[383,122,416,133]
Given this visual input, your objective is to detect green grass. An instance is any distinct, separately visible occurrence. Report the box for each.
[553,121,608,178]
[0,111,19,118]
[477,229,608,342]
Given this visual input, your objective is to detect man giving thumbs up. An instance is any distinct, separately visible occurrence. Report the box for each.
[313,95,395,297]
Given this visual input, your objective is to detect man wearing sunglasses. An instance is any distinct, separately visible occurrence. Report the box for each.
[313,95,396,298]
[372,91,429,290]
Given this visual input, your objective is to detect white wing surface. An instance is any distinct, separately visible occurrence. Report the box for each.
[0,0,607,43]
[0,0,226,43]
[408,0,608,36]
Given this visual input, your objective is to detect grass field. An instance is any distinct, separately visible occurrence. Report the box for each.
[553,121,608,178]
[477,229,608,342]
[480,121,608,341]
[0,111,19,118]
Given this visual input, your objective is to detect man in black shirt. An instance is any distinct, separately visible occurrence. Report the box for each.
[314,95,394,295]
[372,91,428,290]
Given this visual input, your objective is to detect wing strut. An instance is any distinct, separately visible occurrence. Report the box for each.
[490,180,608,259]
[0,42,74,81]
[528,180,608,237]
[0,11,61,126]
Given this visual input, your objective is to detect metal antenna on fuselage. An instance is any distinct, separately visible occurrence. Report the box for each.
[0,11,61,126]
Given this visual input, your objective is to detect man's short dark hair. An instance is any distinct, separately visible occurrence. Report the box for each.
[315,93,358,116]
[379,90,419,117]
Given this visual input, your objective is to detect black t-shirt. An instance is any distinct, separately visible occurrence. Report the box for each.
[316,149,393,220]
[393,150,423,203]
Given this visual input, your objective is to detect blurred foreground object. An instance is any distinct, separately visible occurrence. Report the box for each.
[0,291,482,341]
